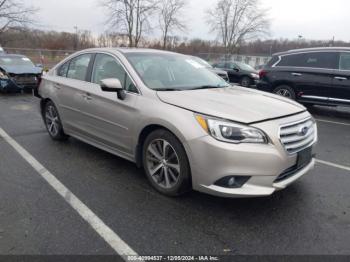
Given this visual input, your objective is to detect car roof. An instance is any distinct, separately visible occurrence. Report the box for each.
[274,47,350,56]
[81,47,181,56]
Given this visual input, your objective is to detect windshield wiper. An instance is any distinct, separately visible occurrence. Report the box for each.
[153,88,183,91]
[187,85,229,90]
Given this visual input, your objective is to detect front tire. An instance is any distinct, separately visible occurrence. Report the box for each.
[142,129,192,197]
[240,76,252,87]
[273,85,296,100]
[44,101,68,141]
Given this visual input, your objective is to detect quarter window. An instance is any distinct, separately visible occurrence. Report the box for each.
[277,52,338,69]
[57,61,69,77]
[67,54,93,81]
[339,53,350,70]
[92,54,137,93]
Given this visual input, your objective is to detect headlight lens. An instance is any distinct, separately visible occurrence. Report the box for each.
[195,115,268,144]
[250,73,259,79]
[0,71,9,79]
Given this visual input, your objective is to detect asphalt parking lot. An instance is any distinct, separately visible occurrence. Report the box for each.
[0,93,349,257]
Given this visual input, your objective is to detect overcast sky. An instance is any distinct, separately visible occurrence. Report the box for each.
[31,0,350,41]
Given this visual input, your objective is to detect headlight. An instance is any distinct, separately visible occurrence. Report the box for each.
[195,114,268,144]
[250,73,259,79]
[0,71,9,79]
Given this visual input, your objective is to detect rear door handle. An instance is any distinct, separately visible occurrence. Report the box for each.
[291,73,302,77]
[334,76,347,81]
[53,83,61,90]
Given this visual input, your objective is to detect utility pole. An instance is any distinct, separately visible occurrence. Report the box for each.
[74,26,79,50]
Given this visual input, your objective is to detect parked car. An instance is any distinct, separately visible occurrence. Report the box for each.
[257,47,350,107]
[37,48,317,198]
[255,64,266,71]
[190,56,229,82]
[212,61,259,87]
[0,47,5,54]
[0,54,42,93]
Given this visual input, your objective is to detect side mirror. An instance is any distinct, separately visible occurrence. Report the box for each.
[100,78,126,100]
[36,64,43,68]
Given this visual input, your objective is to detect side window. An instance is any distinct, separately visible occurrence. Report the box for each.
[228,63,238,70]
[214,62,226,69]
[92,54,138,93]
[339,53,350,70]
[278,52,338,69]
[67,54,93,81]
[267,56,279,67]
[57,61,69,77]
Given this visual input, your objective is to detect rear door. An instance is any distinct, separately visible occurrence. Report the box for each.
[55,53,95,134]
[277,52,337,104]
[330,52,350,105]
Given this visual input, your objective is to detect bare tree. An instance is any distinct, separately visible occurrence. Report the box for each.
[158,0,186,49]
[101,0,157,47]
[0,0,37,35]
[207,0,270,53]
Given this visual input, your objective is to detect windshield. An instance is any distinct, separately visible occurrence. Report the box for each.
[0,56,35,67]
[125,52,229,91]
[235,62,255,71]
[191,56,213,68]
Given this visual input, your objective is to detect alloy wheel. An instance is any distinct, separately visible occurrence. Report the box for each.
[45,105,60,137]
[276,88,292,98]
[146,139,181,189]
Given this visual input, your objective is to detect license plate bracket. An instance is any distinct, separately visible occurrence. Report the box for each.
[297,147,313,169]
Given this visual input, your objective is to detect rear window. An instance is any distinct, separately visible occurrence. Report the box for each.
[277,52,338,69]
[339,53,350,70]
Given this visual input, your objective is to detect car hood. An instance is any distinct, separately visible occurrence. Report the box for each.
[0,65,42,75]
[242,68,259,74]
[157,86,306,124]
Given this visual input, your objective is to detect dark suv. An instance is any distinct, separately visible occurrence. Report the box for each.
[257,47,350,107]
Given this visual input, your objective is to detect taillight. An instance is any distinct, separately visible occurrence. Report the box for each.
[259,70,267,79]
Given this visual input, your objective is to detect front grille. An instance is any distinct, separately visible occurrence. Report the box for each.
[279,118,317,154]
[10,74,38,87]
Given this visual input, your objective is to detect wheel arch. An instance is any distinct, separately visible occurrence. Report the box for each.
[135,123,191,170]
[40,98,53,118]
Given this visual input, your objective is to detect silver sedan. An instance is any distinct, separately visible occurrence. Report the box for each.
[37,48,317,198]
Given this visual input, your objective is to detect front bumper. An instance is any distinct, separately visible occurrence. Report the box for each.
[187,112,316,198]
[0,76,39,93]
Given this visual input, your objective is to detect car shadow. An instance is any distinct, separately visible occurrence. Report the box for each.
[308,105,350,121]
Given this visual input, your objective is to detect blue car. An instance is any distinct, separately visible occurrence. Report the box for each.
[0,54,42,93]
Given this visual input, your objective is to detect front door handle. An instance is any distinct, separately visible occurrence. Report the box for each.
[334,76,347,81]
[291,73,302,77]
[82,93,93,101]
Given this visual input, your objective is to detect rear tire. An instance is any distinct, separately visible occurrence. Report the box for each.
[273,85,296,100]
[44,101,68,141]
[142,129,192,197]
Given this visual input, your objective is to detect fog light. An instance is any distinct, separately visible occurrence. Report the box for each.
[214,176,251,189]
[228,177,236,187]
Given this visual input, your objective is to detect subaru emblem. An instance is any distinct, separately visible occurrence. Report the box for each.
[298,126,309,136]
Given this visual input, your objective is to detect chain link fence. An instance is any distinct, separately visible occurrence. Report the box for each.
[196,53,271,69]
[2,48,271,70]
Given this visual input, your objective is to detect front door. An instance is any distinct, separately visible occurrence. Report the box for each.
[76,53,140,157]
